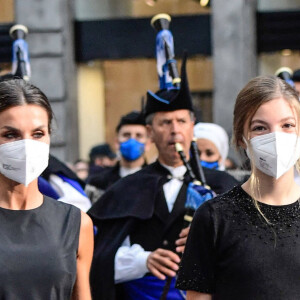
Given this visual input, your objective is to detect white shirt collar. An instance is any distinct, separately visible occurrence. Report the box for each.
[161,163,187,180]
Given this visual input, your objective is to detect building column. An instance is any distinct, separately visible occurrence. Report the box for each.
[212,0,257,136]
[14,0,79,162]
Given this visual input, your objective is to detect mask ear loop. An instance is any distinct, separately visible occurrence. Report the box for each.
[243,135,270,227]
[243,135,258,173]
[242,135,251,159]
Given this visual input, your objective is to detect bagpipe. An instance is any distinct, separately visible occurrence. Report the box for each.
[0,24,31,81]
[150,13,215,300]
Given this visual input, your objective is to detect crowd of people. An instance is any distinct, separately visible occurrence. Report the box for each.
[0,35,300,299]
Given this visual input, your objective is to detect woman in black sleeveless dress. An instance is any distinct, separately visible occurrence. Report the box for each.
[176,76,300,300]
[0,79,93,299]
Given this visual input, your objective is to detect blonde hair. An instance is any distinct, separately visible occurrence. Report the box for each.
[232,76,300,222]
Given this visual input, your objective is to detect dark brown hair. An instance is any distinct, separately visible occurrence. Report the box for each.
[0,79,53,132]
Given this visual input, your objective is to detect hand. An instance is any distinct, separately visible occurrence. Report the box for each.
[175,226,190,253]
[146,248,181,280]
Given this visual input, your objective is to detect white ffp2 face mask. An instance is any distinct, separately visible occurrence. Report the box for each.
[246,132,300,179]
[0,139,49,186]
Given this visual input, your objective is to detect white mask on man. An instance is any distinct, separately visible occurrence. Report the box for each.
[0,139,49,186]
[245,132,300,179]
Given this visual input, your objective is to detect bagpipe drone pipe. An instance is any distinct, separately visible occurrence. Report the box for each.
[0,24,31,81]
[151,13,181,90]
[275,67,295,88]
[150,13,216,300]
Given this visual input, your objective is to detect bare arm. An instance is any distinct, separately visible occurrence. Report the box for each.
[72,211,94,300]
[187,290,212,300]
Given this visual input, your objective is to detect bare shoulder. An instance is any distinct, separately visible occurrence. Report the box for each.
[73,211,93,300]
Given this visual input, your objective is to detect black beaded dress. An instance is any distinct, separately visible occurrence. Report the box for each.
[0,196,81,300]
[176,185,300,300]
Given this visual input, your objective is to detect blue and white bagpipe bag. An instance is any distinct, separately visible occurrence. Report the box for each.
[186,181,215,217]
[176,140,216,228]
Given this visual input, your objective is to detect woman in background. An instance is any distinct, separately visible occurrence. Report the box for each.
[193,122,229,170]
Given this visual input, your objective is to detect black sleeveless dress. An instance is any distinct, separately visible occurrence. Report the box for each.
[0,196,81,300]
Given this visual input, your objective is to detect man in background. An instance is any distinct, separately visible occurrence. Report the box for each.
[88,58,238,299]
[85,110,149,202]
[88,143,117,177]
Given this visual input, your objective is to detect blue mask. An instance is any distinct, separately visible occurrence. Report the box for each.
[200,160,219,170]
[120,138,145,161]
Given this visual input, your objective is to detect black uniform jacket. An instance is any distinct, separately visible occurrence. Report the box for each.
[88,160,238,300]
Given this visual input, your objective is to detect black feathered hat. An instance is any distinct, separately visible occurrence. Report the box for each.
[116,110,145,132]
[145,54,193,117]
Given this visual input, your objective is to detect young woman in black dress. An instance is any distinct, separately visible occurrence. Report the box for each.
[176,76,300,300]
[0,79,93,299]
